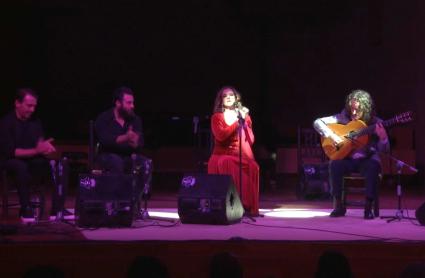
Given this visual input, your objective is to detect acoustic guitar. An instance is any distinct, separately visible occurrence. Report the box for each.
[321,111,413,160]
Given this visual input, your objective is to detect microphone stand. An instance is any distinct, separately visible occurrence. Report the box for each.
[237,109,256,222]
[50,157,70,223]
[380,155,418,223]
[131,154,143,220]
[138,159,152,220]
[131,155,174,223]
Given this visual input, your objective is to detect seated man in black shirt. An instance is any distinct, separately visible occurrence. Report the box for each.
[0,88,56,221]
[95,87,153,213]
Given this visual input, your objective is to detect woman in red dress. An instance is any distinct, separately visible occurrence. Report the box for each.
[207,86,260,216]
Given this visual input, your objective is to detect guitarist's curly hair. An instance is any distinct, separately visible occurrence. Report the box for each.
[345,89,375,123]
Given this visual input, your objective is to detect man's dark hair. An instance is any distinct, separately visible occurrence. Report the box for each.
[15,88,38,102]
[113,86,134,104]
[209,252,243,278]
[127,256,169,278]
[315,250,352,278]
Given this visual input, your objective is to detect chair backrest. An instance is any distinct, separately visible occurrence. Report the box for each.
[297,126,327,166]
[88,120,100,171]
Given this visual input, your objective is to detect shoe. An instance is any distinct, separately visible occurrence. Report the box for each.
[329,207,346,217]
[63,209,74,217]
[364,209,374,220]
[49,209,75,221]
[20,207,35,223]
[244,211,260,218]
[364,199,375,220]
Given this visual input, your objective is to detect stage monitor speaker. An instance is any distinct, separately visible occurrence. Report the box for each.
[178,174,244,225]
[76,173,135,228]
[416,202,425,225]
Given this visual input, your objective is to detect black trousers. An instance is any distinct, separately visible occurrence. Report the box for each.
[97,153,153,199]
[329,158,381,200]
[4,157,51,210]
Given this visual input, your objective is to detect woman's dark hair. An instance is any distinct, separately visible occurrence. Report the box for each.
[212,86,241,113]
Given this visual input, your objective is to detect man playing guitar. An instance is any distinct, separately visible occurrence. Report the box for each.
[313,89,389,219]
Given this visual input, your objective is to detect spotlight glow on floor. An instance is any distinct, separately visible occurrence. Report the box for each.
[263,208,330,218]
[146,209,330,220]
[148,211,180,219]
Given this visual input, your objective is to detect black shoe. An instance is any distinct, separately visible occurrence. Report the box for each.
[49,209,75,221]
[364,209,374,220]
[20,207,35,222]
[329,207,346,217]
[364,198,374,219]
[63,209,74,216]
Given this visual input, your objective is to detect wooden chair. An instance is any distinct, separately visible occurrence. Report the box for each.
[297,126,329,199]
[342,173,381,217]
[88,119,105,173]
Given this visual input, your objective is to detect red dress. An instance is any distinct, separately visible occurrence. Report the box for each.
[207,112,260,215]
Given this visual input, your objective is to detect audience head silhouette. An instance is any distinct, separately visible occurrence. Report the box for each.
[127,255,169,278]
[315,250,352,278]
[209,251,243,278]
[400,262,425,278]
[23,265,64,278]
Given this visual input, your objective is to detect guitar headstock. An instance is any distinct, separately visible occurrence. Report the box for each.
[383,111,413,128]
[394,111,414,124]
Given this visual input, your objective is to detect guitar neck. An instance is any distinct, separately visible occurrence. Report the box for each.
[353,117,403,138]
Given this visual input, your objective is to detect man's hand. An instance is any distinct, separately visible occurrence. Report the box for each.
[239,108,248,119]
[375,122,388,142]
[36,138,56,156]
[126,126,140,148]
[329,133,344,146]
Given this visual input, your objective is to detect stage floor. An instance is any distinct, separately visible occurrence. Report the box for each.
[1,180,425,278]
[75,208,423,242]
[2,180,425,243]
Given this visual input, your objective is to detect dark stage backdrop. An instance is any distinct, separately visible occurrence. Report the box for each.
[1,1,425,182]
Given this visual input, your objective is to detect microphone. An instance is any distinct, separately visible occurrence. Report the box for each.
[235,101,249,126]
[235,101,249,114]
[396,160,418,173]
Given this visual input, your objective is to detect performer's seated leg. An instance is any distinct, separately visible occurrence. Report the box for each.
[97,153,125,174]
[4,157,50,220]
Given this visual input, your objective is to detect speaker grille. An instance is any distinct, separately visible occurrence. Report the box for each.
[178,174,243,225]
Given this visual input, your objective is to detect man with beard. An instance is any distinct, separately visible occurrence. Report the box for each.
[95,87,153,212]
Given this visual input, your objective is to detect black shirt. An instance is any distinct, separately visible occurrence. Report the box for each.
[94,108,144,156]
[0,111,44,160]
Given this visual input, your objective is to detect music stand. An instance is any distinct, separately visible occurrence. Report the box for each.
[380,157,418,223]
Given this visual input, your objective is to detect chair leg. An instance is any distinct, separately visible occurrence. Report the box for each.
[2,172,9,217]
